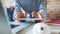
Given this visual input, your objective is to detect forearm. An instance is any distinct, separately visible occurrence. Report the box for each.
[13,0,22,18]
[39,4,47,20]
[15,0,21,12]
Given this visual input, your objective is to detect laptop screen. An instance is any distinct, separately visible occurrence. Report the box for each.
[0,2,12,34]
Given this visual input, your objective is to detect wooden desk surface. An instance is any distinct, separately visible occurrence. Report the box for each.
[18,23,60,34]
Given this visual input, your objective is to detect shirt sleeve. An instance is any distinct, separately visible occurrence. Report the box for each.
[39,4,47,20]
[15,0,21,12]
[13,0,22,19]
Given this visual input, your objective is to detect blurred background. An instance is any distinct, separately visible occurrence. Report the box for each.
[1,0,60,34]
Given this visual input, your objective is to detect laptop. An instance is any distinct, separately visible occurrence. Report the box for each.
[0,1,33,34]
[0,2,12,34]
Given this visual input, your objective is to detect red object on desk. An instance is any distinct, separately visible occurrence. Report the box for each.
[47,20,60,26]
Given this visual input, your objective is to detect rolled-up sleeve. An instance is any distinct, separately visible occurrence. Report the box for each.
[13,0,22,19]
[15,0,21,12]
[39,4,47,20]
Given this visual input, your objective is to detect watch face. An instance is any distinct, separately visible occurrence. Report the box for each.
[33,23,51,34]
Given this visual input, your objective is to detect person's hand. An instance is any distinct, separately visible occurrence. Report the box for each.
[32,11,43,23]
[16,11,27,22]
[32,11,39,18]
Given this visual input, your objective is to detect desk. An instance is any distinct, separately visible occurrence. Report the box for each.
[9,21,33,34]
[46,20,60,33]
[18,23,60,34]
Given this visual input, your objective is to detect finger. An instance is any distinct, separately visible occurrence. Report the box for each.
[37,12,43,20]
[16,12,25,18]
[32,11,38,17]
[22,11,27,16]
